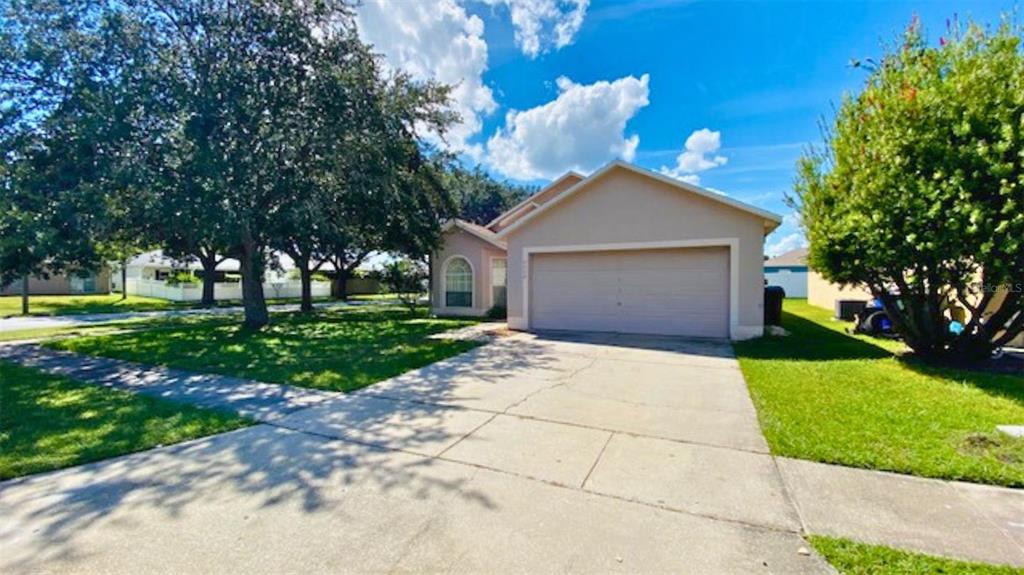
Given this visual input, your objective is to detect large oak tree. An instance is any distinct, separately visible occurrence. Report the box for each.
[133,0,455,327]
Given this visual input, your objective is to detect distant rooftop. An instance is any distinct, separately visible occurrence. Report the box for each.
[764,247,808,267]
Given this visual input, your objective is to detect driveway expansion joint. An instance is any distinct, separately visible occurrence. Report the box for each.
[579,432,615,489]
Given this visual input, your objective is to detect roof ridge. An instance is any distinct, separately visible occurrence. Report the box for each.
[485,171,585,230]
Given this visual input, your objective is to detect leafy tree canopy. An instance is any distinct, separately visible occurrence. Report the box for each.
[445,166,534,225]
[792,16,1023,361]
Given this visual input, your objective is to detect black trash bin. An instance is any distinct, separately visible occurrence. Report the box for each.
[764,286,785,326]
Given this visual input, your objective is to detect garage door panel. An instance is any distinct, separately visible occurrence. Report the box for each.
[530,248,729,338]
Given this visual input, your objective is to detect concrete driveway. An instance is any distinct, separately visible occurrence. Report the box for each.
[0,332,827,574]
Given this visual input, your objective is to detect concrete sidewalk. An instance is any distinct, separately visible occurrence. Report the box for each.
[0,299,382,334]
[778,457,1024,567]
[0,344,336,422]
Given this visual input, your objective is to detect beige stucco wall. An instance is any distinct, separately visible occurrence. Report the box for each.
[491,174,583,233]
[503,168,769,340]
[0,268,110,296]
[430,228,506,316]
[987,285,1024,348]
[807,270,872,311]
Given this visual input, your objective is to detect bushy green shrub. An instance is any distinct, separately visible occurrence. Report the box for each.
[485,305,507,320]
[165,270,197,286]
[381,259,427,310]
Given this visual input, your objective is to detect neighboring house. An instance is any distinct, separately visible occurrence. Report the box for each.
[114,250,339,302]
[0,269,110,296]
[764,248,809,298]
[431,160,782,340]
[808,270,873,311]
[113,251,245,291]
[806,254,1023,348]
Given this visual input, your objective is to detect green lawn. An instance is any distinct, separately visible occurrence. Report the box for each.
[0,313,249,344]
[0,361,250,480]
[810,536,1023,574]
[735,300,1024,487]
[0,293,344,318]
[346,293,415,301]
[50,307,481,392]
[0,294,182,317]
[0,324,128,343]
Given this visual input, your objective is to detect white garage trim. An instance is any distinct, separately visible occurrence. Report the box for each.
[515,238,741,339]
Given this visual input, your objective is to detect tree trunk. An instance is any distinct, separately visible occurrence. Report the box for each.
[238,240,268,329]
[21,275,29,315]
[199,255,218,307]
[334,270,348,301]
[299,259,313,313]
[120,259,128,301]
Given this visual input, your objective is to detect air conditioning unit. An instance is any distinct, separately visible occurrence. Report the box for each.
[835,299,867,321]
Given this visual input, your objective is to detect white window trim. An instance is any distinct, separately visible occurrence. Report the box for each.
[441,255,475,309]
[488,256,508,308]
[518,238,741,339]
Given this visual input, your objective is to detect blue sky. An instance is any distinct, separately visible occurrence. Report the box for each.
[357,0,1016,255]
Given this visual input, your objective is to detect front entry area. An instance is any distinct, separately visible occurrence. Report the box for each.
[528,247,730,338]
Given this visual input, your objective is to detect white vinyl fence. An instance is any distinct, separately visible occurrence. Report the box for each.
[764,269,808,298]
[126,278,330,302]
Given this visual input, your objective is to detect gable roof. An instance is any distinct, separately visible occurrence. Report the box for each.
[493,160,783,239]
[764,247,808,267]
[486,171,584,230]
[442,219,507,249]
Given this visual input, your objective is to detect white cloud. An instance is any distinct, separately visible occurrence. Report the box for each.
[765,232,807,257]
[357,0,497,155]
[481,0,589,57]
[485,74,649,180]
[658,128,729,185]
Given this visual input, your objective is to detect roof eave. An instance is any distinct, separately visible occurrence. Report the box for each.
[495,160,783,239]
[443,219,507,250]
[484,171,586,230]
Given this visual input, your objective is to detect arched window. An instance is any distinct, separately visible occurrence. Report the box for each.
[445,258,473,307]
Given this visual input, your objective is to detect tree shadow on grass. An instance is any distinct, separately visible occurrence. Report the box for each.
[735,310,894,361]
[48,308,482,393]
[896,355,1024,407]
[736,309,1024,406]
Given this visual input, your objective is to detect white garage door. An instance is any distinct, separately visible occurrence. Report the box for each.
[529,247,730,338]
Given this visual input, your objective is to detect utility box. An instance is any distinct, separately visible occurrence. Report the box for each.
[764,286,786,326]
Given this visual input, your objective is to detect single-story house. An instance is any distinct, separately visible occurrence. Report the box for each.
[431,160,782,340]
[0,268,110,296]
[764,248,808,298]
[112,251,245,291]
[113,250,380,301]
